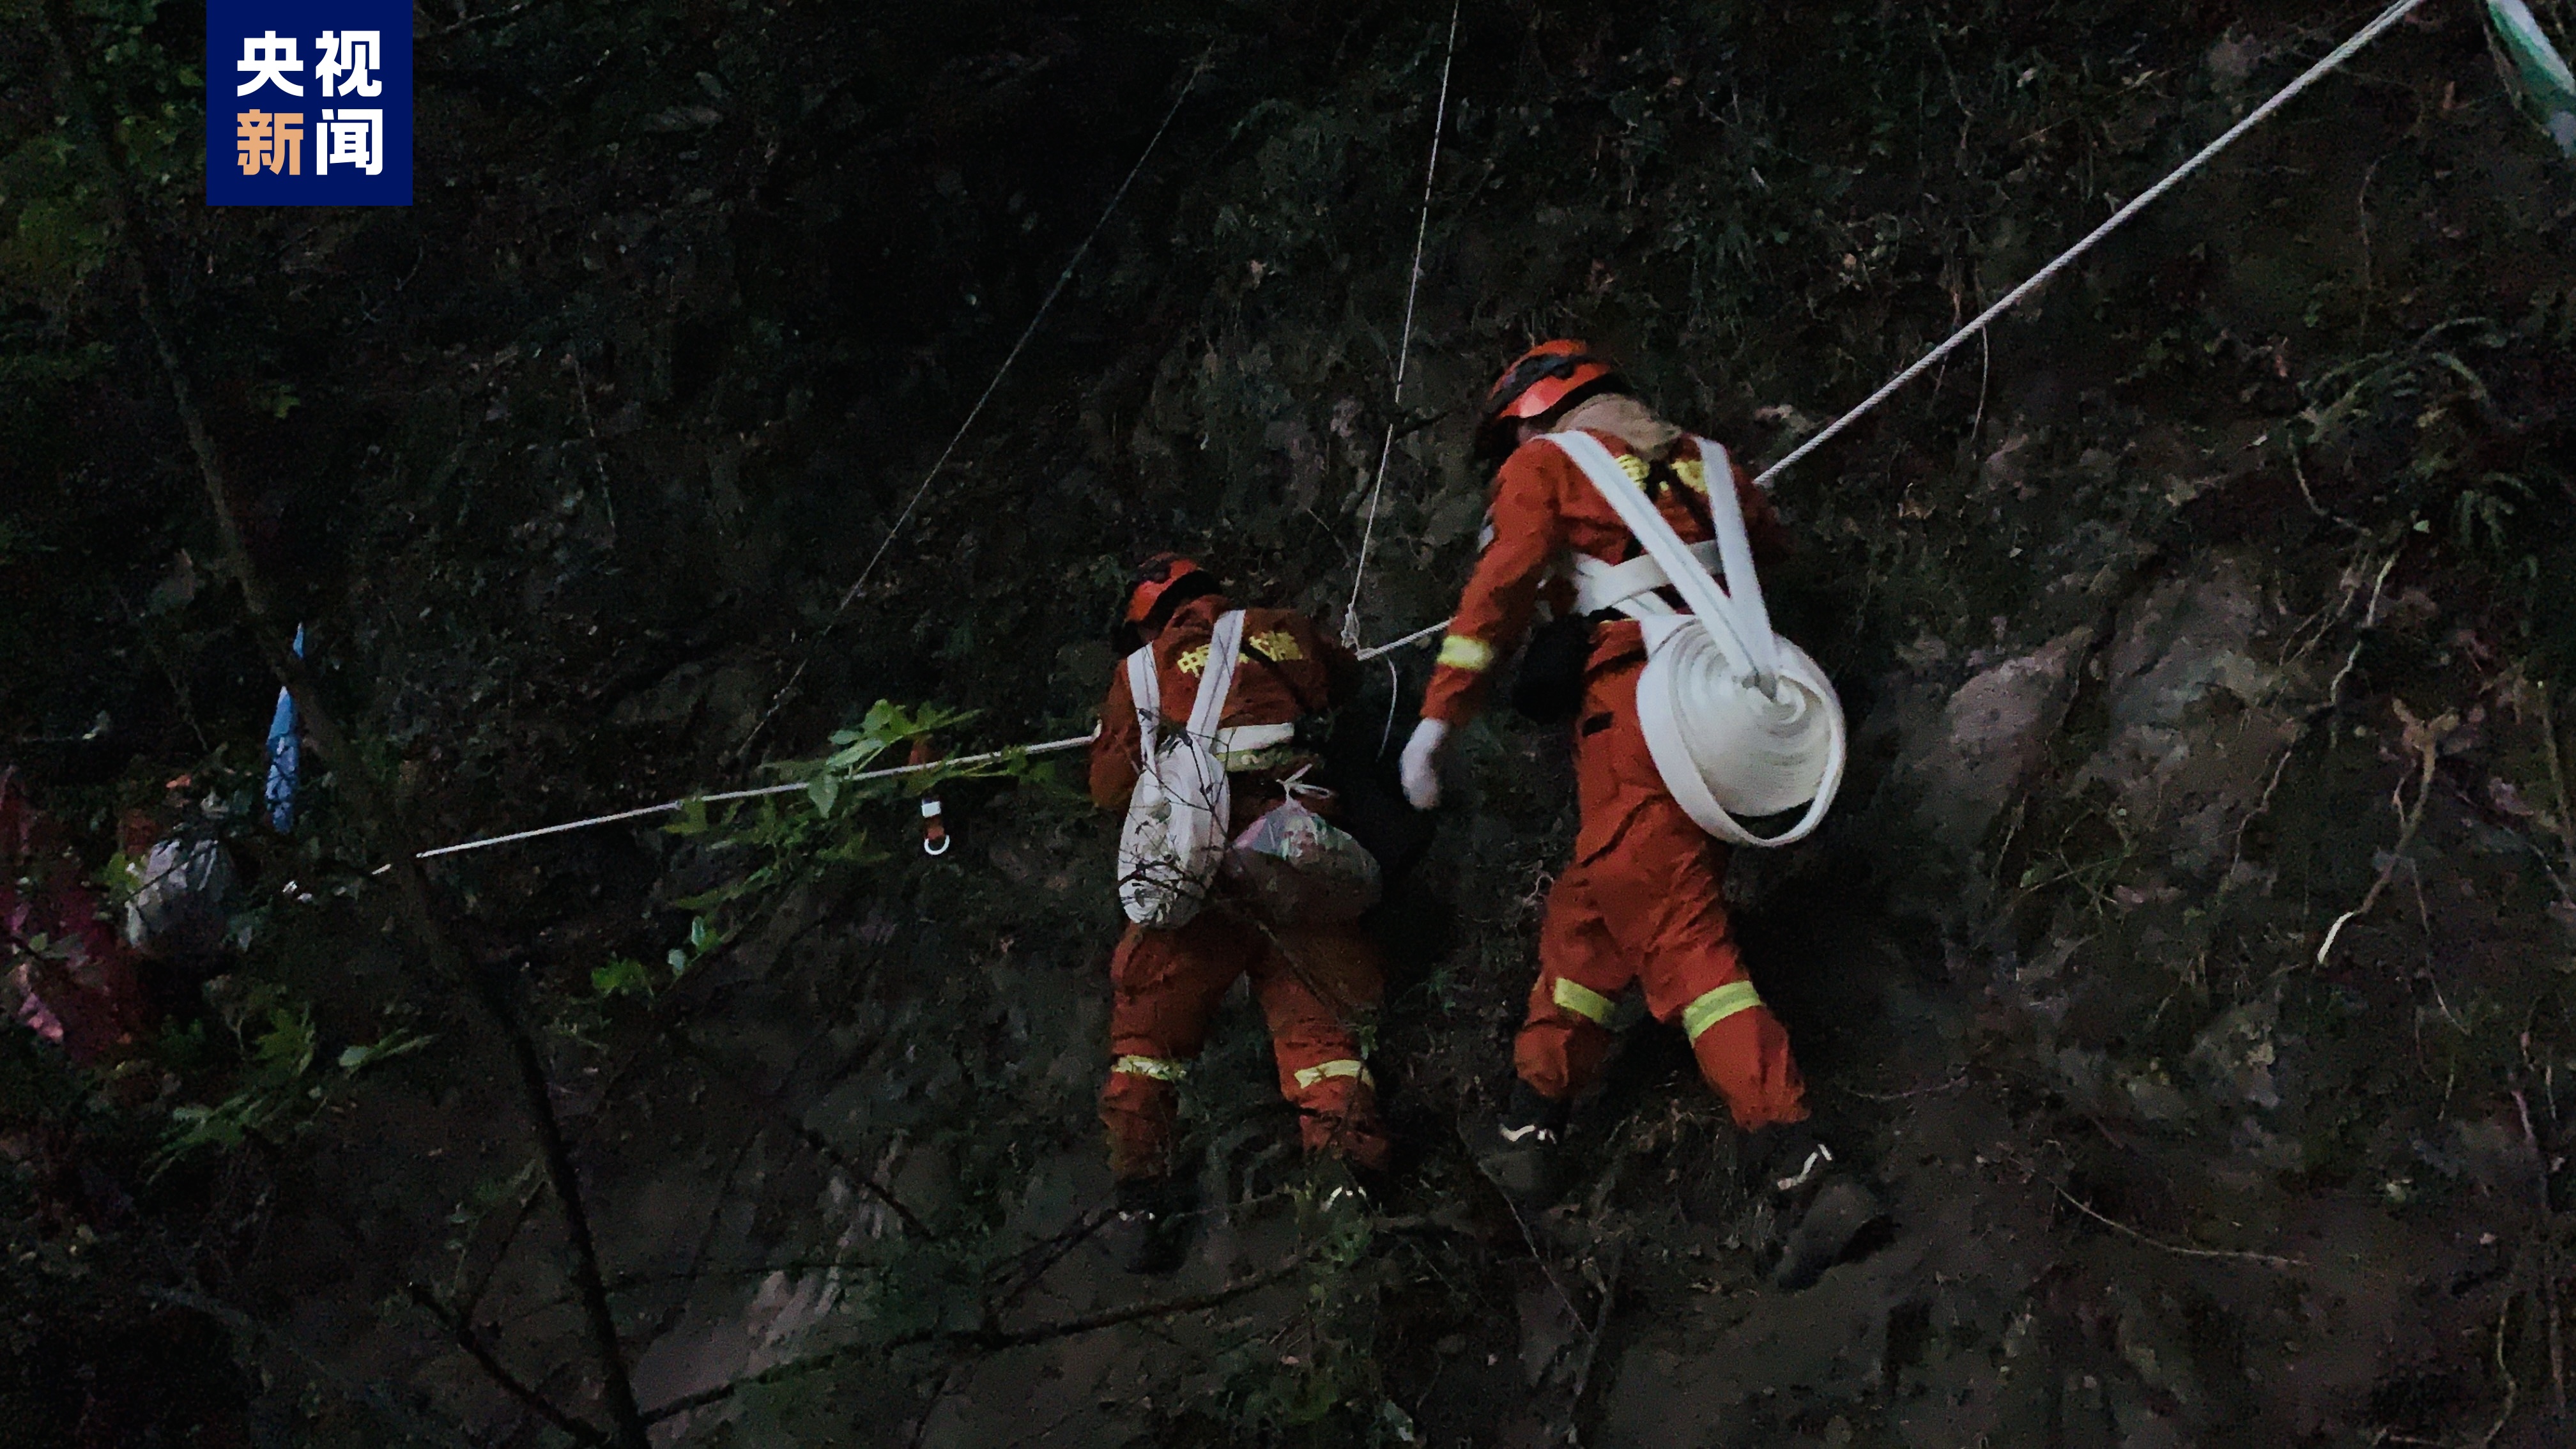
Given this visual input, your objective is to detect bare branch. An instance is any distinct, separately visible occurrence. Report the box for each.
[423,0,549,40]
[950,1247,1315,1351]
[2315,702,2450,968]
[643,1245,1323,1424]
[33,6,652,1441]
[988,1209,1114,1318]
[144,1287,473,1449]
[665,1025,935,1239]
[2051,1184,2310,1271]
[402,1285,615,1448]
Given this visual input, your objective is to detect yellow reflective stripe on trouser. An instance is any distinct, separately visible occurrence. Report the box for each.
[1682,981,1764,1041]
[1112,1055,1189,1082]
[1291,1058,1373,1093]
[1436,634,1495,672]
[1549,976,1616,1026]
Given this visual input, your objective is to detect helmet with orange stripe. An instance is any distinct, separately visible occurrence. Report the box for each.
[1112,553,1222,653]
[1475,339,1623,459]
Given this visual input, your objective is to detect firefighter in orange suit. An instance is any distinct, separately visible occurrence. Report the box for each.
[1091,554,1392,1271]
[1399,342,1878,1288]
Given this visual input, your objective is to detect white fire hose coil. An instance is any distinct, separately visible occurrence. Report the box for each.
[1546,431,1846,848]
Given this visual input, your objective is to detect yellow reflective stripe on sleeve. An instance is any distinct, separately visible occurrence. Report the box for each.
[1112,1055,1189,1082]
[1681,981,1764,1041]
[1672,457,1708,493]
[1549,976,1616,1026]
[1291,1058,1373,1092]
[1436,634,1496,672]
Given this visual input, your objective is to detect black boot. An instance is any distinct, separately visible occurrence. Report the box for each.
[1745,1122,1885,1291]
[1476,1080,1571,1209]
[1108,1176,1193,1276]
[1745,1121,1833,1197]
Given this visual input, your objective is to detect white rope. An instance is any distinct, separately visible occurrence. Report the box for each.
[410,732,1100,862]
[1750,0,2428,489]
[740,55,1209,752]
[406,620,1458,863]
[397,0,2425,868]
[1342,0,1462,647]
[1354,617,1448,662]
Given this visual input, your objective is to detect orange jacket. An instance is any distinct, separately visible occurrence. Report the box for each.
[1421,425,1789,726]
[1090,594,1360,811]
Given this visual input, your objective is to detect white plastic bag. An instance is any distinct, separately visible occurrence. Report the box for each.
[124,836,234,959]
[1117,610,1247,928]
[1227,783,1381,925]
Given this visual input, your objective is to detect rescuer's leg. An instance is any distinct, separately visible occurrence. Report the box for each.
[1594,787,1882,1290]
[1250,917,1392,1172]
[1482,861,1637,1205]
[1099,912,1248,1273]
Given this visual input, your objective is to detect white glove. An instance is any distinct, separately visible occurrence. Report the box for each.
[1399,718,1449,811]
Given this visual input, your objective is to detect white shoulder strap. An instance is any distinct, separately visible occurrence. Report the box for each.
[1571,541,1724,617]
[1690,437,1774,674]
[1126,645,1161,756]
[1186,611,1248,743]
[1544,431,1778,686]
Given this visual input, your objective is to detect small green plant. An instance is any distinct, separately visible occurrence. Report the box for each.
[2012,802,2142,924]
[666,698,1062,914]
[246,379,300,419]
[155,986,433,1172]
[589,954,654,1000]
[590,915,717,1000]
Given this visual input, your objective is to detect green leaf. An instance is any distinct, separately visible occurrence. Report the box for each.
[668,796,711,836]
[592,956,653,999]
[254,1006,317,1079]
[809,770,841,816]
[669,884,747,913]
[337,1029,435,1073]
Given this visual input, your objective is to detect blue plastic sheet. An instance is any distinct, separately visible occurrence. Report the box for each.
[266,625,303,832]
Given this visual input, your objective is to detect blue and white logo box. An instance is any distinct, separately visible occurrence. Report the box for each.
[206,0,411,206]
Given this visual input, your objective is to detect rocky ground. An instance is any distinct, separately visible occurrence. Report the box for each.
[8,1,2576,1445]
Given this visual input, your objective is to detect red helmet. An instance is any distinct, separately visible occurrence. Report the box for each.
[1112,553,1220,654]
[1478,340,1618,457]
[1123,553,1206,624]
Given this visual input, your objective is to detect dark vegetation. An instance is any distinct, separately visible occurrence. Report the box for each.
[7,0,2576,1443]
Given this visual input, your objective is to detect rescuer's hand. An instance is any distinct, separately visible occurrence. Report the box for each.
[1399,718,1448,811]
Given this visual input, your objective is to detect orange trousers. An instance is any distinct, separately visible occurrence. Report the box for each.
[1514,643,1808,1130]
[1100,904,1391,1181]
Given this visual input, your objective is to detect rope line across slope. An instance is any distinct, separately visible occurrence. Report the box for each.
[1749,0,2428,489]
[399,0,2424,864]
[739,53,1211,755]
[406,622,1453,863]
[1342,0,1463,648]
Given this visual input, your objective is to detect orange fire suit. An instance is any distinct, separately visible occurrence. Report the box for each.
[1423,406,1809,1130]
[1091,594,1392,1181]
